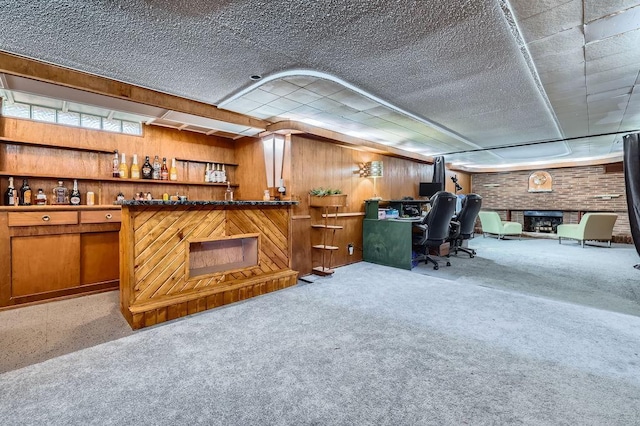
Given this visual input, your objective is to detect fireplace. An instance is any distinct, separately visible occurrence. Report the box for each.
[523,210,563,233]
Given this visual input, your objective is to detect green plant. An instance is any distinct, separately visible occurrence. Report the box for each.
[309,187,343,196]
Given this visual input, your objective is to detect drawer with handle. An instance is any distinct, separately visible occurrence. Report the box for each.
[8,211,79,227]
[80,209,122,224]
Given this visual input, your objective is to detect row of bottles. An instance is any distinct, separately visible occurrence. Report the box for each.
[113,152,178,181]
[204,163,227,183]
[4,178,82,206]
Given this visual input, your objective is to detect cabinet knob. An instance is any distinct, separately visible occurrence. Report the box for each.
[42,215,51,222]
[105,213,113,220]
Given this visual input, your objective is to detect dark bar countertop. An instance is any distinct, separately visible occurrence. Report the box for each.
[117,200,299,206]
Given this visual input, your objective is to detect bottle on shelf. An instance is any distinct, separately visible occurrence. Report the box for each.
[112,150,119,178]
[220,164,227,183]
[212,163,220,183]
[20,179,32,206]
[119,152,129,178]
[169,158,178,181]
[204,163,211,183]
[152,155,161,180]
[142,155,153,179]
[4,177,15,206]
[35,188,47,205]
[70,179,81,206]
[225,181,234,201]
[130,154,140,179]
[52,180,68,204]
[161,157,169,180]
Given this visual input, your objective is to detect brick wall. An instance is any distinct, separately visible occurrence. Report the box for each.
[471,165,631,241]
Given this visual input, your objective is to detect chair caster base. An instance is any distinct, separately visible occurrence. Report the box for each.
[433,265,439,270]
[446,261,451,266]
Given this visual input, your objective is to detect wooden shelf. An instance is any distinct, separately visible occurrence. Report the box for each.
[0,136,115,154]
[0,171,238,187]
[311,224,343,229]
[312,244,339,250]
[175,158,238,167]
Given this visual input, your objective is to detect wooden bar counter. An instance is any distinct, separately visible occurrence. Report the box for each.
[118,199,299,329]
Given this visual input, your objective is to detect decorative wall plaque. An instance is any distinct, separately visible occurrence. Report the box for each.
[528,171,553,192]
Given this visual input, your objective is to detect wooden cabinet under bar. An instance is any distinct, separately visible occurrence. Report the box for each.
[118,200,299,329]
[0,205,122,308]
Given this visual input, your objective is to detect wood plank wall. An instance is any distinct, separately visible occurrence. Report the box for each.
[0,117,242,203]
[286,135,470,275]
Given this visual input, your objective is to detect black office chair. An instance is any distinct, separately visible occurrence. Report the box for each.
[412,191,457,270]
[448,194,483,257]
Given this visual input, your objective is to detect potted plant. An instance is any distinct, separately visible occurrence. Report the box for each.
[308,187,347,207]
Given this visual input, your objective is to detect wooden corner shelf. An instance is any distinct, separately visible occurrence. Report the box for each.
[310,194,347,276]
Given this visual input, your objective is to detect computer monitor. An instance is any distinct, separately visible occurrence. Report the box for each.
[419,182,443,198]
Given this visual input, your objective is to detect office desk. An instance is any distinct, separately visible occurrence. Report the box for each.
[363,200,428,270]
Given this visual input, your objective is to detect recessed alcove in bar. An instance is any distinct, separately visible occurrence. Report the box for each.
[188,234,259,279]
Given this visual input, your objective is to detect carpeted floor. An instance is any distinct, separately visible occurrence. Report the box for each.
[414,235,640,316]
[1,239,640,425]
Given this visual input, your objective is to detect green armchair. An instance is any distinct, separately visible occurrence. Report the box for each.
[478,211,522,239]
[556,213,617,247]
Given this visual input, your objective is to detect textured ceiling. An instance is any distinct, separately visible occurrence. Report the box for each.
[0,0,639,170]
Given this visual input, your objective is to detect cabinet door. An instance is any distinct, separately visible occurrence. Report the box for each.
[11,234,81,297]
[80,231,119,285]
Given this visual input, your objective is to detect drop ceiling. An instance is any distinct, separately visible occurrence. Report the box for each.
[0,0,638,171]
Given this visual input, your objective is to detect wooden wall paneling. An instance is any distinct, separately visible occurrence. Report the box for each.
[234,137,268,201]
[287,134,468,275]
[291,217,312,275]
[1,118,239,204]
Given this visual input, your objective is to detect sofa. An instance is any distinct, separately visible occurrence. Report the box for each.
[556,213,618,247]
[478,211,522,239]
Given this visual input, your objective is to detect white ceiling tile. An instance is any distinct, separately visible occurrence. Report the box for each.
[585,29,640,61]
[584,0,640,23]
[258,80,300,97]
[241,88,281,105]
[304,79,344,97]
[510,0,575,21]
[221,97,263,114]
[307,97,344,112]
[519,0,582,42]
[266,97,303,111]
[282,75,318,88]
[284,88,324,105]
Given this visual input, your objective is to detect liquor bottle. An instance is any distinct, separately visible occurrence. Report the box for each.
[112,150,119,178]
[52,180,68,204]
[169,158,178,181]
[152,155,161,180]
[204,163,210,183]
[130,154,140,179]
[141,156,153,179]
[20,179,32,206]
[220,164,227,183]
[70,179,81,205]
[4,177,15,206]
[35,188,47,205]
[212,163,220,183]
[224,181,234,201]
[160,157,169,180]
[118,152,129,178]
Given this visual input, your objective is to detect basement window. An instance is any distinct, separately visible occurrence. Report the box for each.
[0,100,142,135]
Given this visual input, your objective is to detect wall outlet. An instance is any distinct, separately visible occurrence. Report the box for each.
[348,243,354,255]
